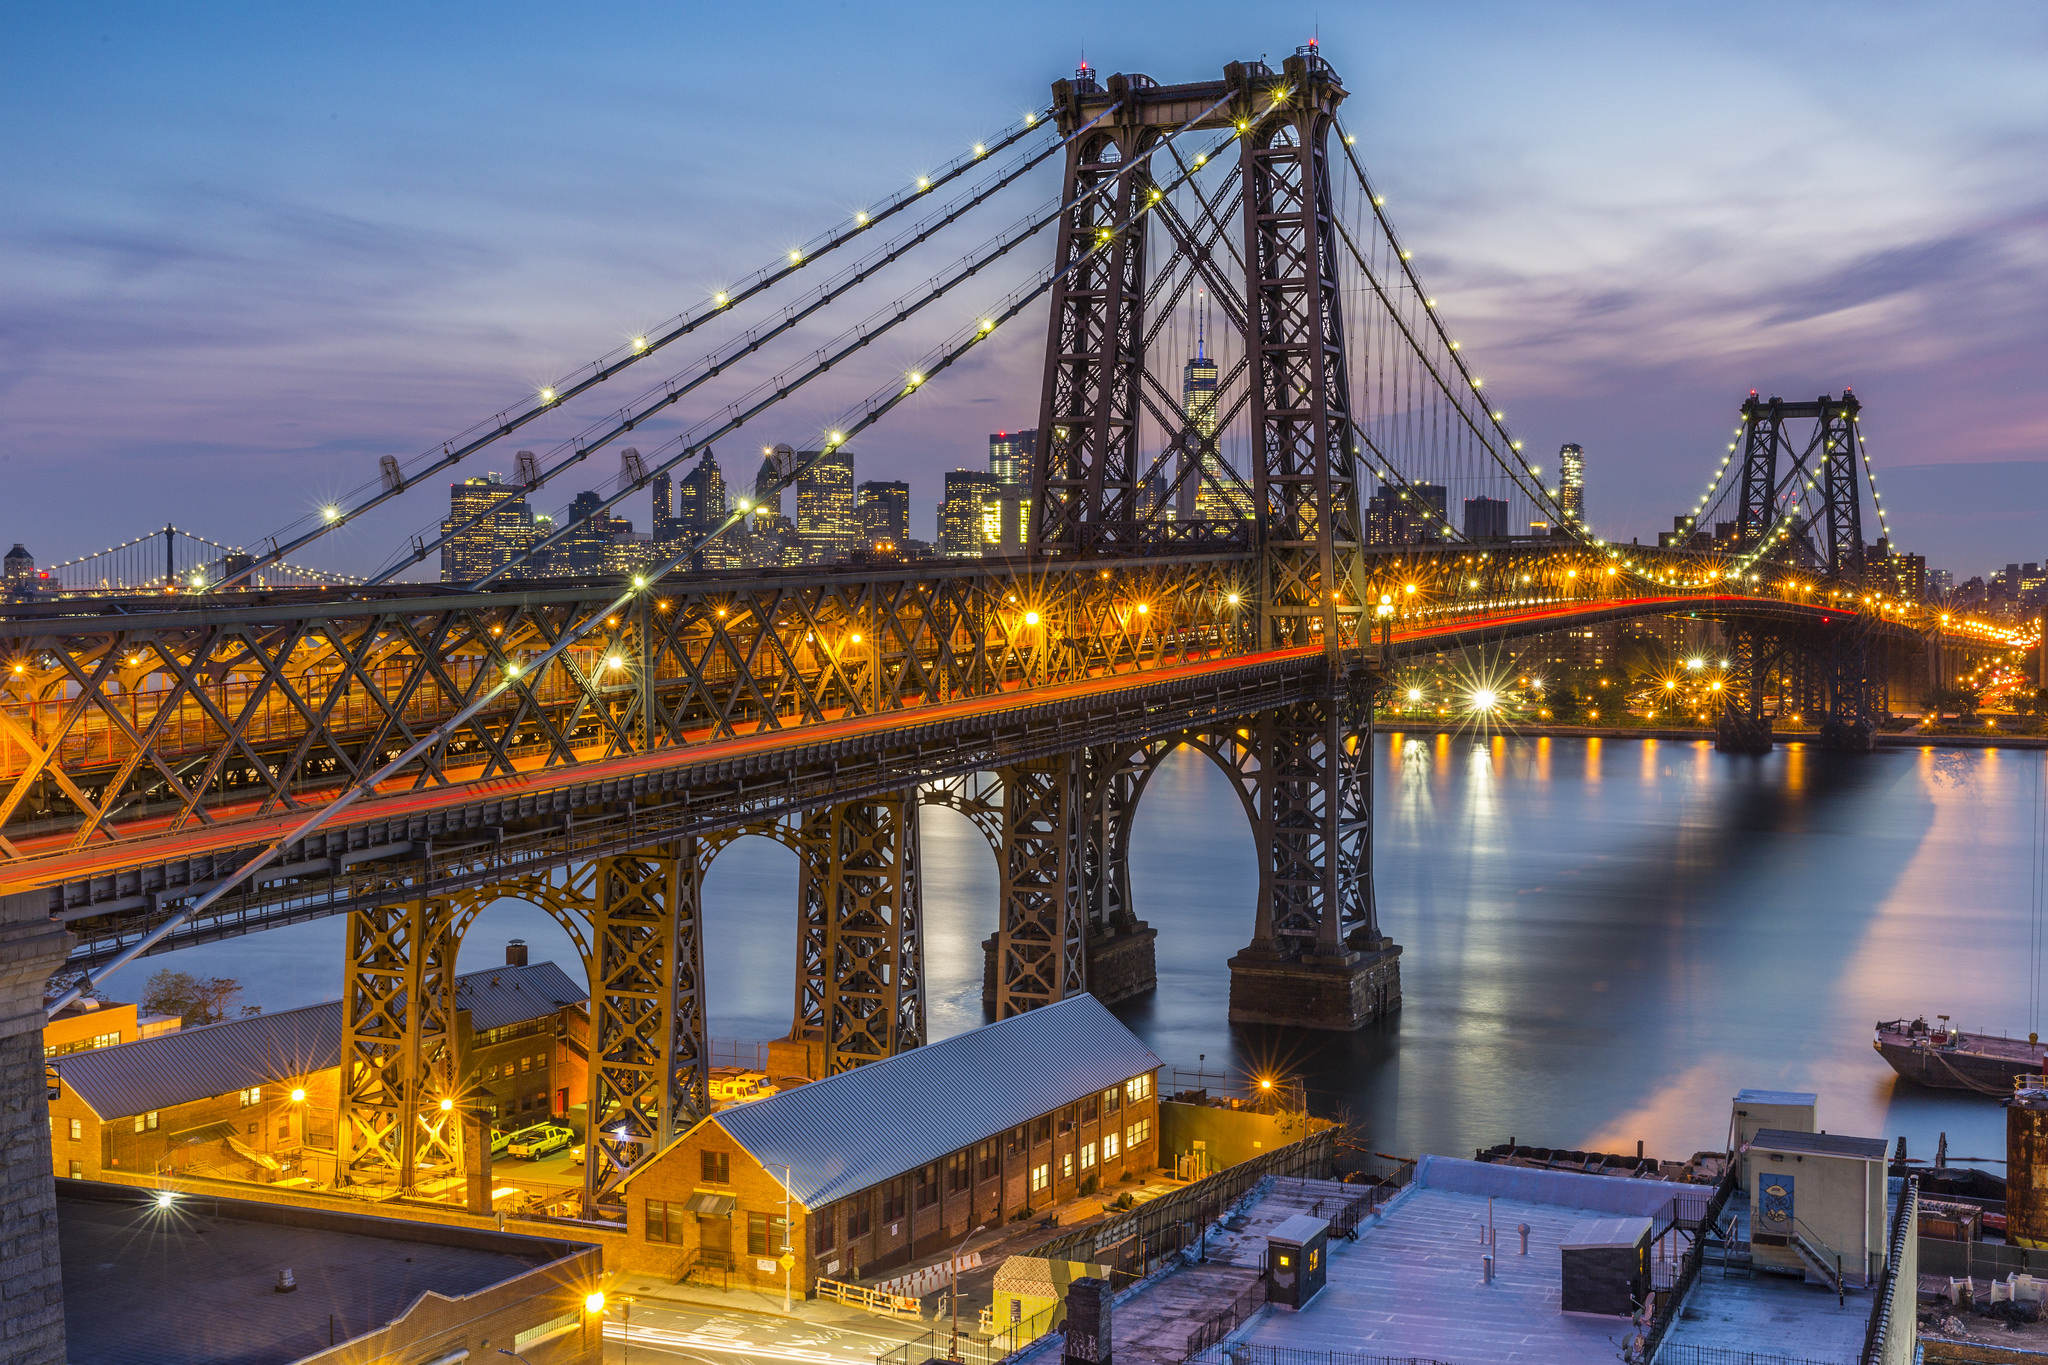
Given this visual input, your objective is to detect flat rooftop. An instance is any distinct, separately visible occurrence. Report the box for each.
[59,1184,568,1365]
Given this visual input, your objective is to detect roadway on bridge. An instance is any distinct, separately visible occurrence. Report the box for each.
[5,593,1858,897]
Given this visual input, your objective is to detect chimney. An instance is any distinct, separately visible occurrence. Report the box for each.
[506,939,528,967]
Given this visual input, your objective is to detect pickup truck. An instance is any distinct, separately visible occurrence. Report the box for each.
[507,1124,575,1160]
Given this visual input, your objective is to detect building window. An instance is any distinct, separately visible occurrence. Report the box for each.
[1062,1152,1074,1179]
[1080,1094,1099,1124]
[1057,1105,1076,1134]
[1102,1087,1121,1116]
[646,1199,688,1244]
[846,1191,873,1241]
[978,1141,1000,1180]
[1031,1116,1053,1145]
[914,1164,938,1209]
[1103,1131,1121,1160]
[701,1150,731,1184]
[1007,1125,1026,1154]
[747,1213,789,1256]
[68,1161,82,1179]
[1126,1119,1151,1149]
[145,1110,158,1131]
[237,1087,261,1108]
[1081,1142,1097,1170]
[519,1056,531,1074]
[1125,1074,1153,1104]
[92,1031,121,1049]
[945,1151,969,1193]
[883,1178,907,1222]
[1030,1164,1050,1194]
[813,1208,836,1253]
[68,1118,82,1141]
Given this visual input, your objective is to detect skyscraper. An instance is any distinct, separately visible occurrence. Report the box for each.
[796,448,857,564]
[940,469,998,557]
[1557,444,1586,527]
[858,480,910,551]
[676,450,735,569]
[651,461,675,546]
[560,491,613,574]
[988,429,1036,486]
[1365,482,1448,545]
[441,473,518,582]
[1184,303,1249,522]
[1463,496,1509,541]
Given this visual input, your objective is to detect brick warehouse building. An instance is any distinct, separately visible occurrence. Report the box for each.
[619,994,1161,1290]
[47,954,587,1184]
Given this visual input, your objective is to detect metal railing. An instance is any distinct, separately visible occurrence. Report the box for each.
[1654,1349,1857,1365]
[1187,1345,1471,1365]
[874,1303,1057,1365]
[1180,1276,1267,1359]
[1860,1176,1918,1365]
[1024,1130,1338,1271]
[1639,1166,1741,1361]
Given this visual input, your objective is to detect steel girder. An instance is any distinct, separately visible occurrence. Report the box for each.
[0,557,1245,868]
[1251,681,1374,957]
[793,794,924,1074]
[586,841,706,1212]
[1734,393,1865,578]
[993,755,1086,1016]
[339,894,460,1187]
[1031,88,1151,554]
[1242,54,1361,658]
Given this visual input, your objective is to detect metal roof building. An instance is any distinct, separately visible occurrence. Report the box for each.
[53,961,586,1120]
[654,993,1162,1208]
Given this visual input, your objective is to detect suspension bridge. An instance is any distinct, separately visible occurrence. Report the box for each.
[0,49,2030,1242]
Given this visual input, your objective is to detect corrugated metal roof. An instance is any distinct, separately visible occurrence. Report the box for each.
[54,960,587,1120]
[684,994,1162,1209]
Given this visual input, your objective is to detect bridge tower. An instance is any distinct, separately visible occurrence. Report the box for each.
[1029,51,1396,1029]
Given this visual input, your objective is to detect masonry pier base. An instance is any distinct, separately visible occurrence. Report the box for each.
[1714,714,1774,754]
[1818,721,1876,752]
[1226,940,1402,1031]
[980,918,1158,1015]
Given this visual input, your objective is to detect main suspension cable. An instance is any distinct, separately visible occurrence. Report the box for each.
[43,96,1250,1015]
[212,103,1078,590]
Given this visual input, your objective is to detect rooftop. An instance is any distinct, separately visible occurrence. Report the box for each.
[1735,1089,1818,1107]
[1750,1128,1888,1160]
[58,1182,579,1365]
[53,960,586,1120]
[678,994,1161,1207]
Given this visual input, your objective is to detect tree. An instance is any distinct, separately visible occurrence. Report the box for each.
[141,969,259,1026]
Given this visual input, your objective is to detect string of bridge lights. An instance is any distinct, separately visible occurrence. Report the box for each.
[42,92,1295,1015]
[210,102,1072,592]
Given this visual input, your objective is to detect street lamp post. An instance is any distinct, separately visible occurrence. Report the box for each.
[949,1223,988,1360]
[783,1164,794,1313]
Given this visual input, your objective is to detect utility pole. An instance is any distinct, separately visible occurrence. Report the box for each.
[782,1164,794,1312]
[949,1223,987,1359]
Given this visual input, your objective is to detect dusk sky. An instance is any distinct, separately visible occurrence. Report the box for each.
[5,2,2046,579]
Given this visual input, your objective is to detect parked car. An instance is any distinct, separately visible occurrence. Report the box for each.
[507,1124,575,1159]
[492,1124,545,1157]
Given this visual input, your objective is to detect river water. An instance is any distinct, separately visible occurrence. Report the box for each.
[131,733,2047,1172]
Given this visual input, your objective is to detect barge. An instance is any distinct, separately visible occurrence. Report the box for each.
[1875,1016,2048,1094]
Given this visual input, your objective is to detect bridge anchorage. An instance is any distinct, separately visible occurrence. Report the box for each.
[0,49,2017,1301]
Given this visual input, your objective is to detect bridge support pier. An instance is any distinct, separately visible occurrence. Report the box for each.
[990,756,1088,1017]
[339,897,461,1191]
[1082,744,1155,1005]
[780,796,924,1079]
[1227,690,1401,1031]
[586,841,708,1215]
[0,889,71,1364]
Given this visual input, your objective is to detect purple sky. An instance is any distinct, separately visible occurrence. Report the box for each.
[5,2,2045,580]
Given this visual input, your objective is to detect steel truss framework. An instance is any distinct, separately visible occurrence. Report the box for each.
[1716,614,1885,752]
[1734,393,1866,578]
[339,893,460,1185]
[794,794,924,1074]
[992,755,1087,1016]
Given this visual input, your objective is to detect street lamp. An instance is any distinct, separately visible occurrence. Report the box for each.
[782,1164,794,1312]
[950,1223,989,1358]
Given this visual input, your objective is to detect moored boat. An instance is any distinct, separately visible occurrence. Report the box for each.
[1875,1016,2048,1094]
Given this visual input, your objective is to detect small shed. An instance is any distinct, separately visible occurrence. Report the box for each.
[1266,1213,1330,1309]
[1560,1216,1651,1316]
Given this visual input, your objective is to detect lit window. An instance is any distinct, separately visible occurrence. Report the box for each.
[68,1118,82,1141]
[237,1087,261,1107]
[1030,1164,1050,1194]
[1125,1074,1152,1104]
[1103,1131,1121,1160]
[1062,1152,1074,1179]
[1126,1119,1151,1149]
[1081,1142,1097,1170]
[68,1161,82,1179]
